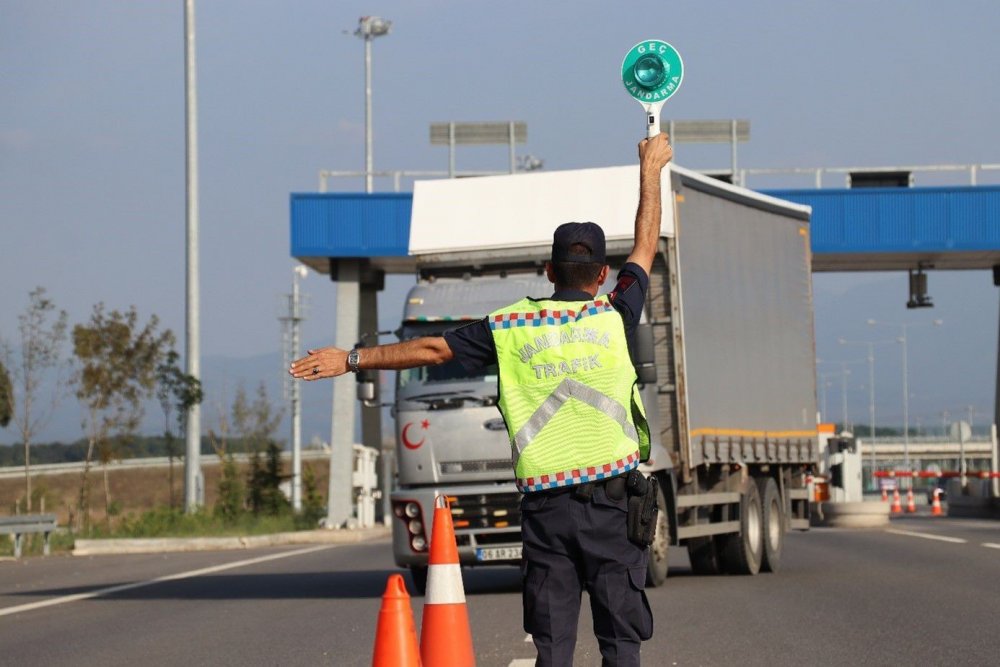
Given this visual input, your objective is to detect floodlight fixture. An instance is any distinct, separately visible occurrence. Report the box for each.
[355,16,391,38]
[353,16,392,193]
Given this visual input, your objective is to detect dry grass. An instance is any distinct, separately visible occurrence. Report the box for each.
[0,458,330,527]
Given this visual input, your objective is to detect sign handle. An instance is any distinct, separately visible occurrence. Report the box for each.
[644,102,664,138]
[646,110,659,138]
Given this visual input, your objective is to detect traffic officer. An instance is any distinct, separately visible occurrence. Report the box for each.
[291,132,673,666]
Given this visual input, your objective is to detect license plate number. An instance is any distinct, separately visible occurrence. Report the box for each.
[475,545,522,562]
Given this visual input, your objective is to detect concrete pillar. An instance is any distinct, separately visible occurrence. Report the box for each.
[994,266,1000,433]
[326,259,360,528]
[358,268,386,521]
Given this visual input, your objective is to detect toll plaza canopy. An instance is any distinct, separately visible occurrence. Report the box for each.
[290,172,1000,275]
[291,164,1000,452]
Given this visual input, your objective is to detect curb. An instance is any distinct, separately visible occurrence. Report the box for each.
[72,526,391,556]
[811,501,890,528]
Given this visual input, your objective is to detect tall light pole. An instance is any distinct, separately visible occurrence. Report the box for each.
[818,374,834,423]
[354,16,391,193]
[839,337,896,490]
[817,360,864,429]
[281,266,308,511]
[868,319,944,485]
[183,0,202,512]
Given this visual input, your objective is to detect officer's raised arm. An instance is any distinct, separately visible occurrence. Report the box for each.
[625,133,673,276]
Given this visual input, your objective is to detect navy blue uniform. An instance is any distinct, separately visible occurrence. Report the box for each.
[444,263,653,667]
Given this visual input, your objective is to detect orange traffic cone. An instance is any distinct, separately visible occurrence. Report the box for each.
[931,489,944,517]
[420,495,475,667]
[881,487,888,502]
[891,489,902,514]
[372,574,422,667]
[906,489,917,513]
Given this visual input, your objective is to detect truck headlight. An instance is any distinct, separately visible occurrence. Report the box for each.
[408,520,423,535]
[411,536,427,552]
[404,502,420,518]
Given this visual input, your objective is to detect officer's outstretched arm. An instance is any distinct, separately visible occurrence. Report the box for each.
[626,133,673,276]
[289,336,453,381]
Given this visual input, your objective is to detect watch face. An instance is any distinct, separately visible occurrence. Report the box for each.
[349,350,360,369]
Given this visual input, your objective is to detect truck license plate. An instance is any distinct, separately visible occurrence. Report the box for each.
[475,545,522,562]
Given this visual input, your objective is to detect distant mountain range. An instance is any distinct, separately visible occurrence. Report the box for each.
[3,271,995,449]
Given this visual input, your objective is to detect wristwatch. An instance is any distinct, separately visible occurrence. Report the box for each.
[347,348,361,373]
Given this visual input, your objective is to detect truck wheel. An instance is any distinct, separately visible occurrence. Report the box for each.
[646,480,669,587]
[686,536,723,575]
[719,480,763,575]
[757,477,783,573]
[409,566,428,596]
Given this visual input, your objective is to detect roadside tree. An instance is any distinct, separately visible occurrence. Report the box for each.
[0,287,69,512]
[73,304,173,531]
[0,361,12,428]
[155,349,203,509]
[231,382,283,454]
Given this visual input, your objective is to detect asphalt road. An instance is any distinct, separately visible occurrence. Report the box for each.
[1,513,998,667]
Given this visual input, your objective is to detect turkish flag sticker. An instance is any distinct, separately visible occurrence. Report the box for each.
[401,420,429,450]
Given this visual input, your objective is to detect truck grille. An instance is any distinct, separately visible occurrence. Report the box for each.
[447,492,522,530]
[439,459,511,474]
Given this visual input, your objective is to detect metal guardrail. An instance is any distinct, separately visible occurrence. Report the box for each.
[318,162,1000,192]
[738,163,1000,188]
[0,514,58,558]
[318,169,508,193]
[0,450,332,480]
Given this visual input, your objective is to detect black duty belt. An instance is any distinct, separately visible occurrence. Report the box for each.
[534,474,628,502]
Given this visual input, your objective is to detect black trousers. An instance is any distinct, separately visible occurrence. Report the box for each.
[520,481,653,667]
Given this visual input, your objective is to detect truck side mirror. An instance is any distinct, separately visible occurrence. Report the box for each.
[356,380,375,403]
[356,370,377,403]
[634,323,657,385]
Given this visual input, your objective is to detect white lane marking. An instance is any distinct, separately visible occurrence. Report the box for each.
[983,543,1000,550]
[524,634,532,643]
[508,661,535,666]
[886,528,967,544]
[0,545,334,618]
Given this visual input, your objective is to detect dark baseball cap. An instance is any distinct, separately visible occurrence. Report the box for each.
[551,222,607,264]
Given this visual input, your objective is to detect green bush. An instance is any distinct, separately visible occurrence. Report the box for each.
[297,464,326,529]
[247,442,290,517]
[215,454,245,523]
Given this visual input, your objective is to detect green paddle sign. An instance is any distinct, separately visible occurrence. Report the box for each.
[621,40,683,137]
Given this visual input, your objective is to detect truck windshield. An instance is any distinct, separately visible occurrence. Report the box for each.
[397,323,497,390]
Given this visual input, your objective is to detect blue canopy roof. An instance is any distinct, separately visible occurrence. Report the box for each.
[291,185,1000,273]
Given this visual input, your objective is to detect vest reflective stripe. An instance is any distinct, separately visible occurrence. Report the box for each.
[489,300,616,331]
[512,376,639,466]
[517,451,641,493]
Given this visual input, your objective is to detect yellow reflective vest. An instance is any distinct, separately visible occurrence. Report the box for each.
[488,295,650,492]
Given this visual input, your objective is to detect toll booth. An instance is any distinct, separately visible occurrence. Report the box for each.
[815,428,863,503]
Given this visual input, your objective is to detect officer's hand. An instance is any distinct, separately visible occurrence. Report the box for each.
[289,346,349,381]
[638,133,673,173]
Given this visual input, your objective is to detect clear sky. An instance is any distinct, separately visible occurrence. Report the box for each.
[2,0,998,443]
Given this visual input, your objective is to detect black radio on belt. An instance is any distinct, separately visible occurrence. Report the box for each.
[625,470,659,547]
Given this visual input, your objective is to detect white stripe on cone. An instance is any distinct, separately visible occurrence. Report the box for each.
[425,563,466,605]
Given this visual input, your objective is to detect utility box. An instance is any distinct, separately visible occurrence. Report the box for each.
[352,444,381,528]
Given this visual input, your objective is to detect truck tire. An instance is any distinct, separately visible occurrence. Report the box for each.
[409,566,428,596]
[757,476,783,573]
[646,480,670,587]
[719,480,763,575]
[686,536,723,575]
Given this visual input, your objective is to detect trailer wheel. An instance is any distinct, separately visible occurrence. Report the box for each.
[686,536,723,575]
[646,480,669,587]
[719,480,763,575]
[757,477,783,573]
[409,566,428,596]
